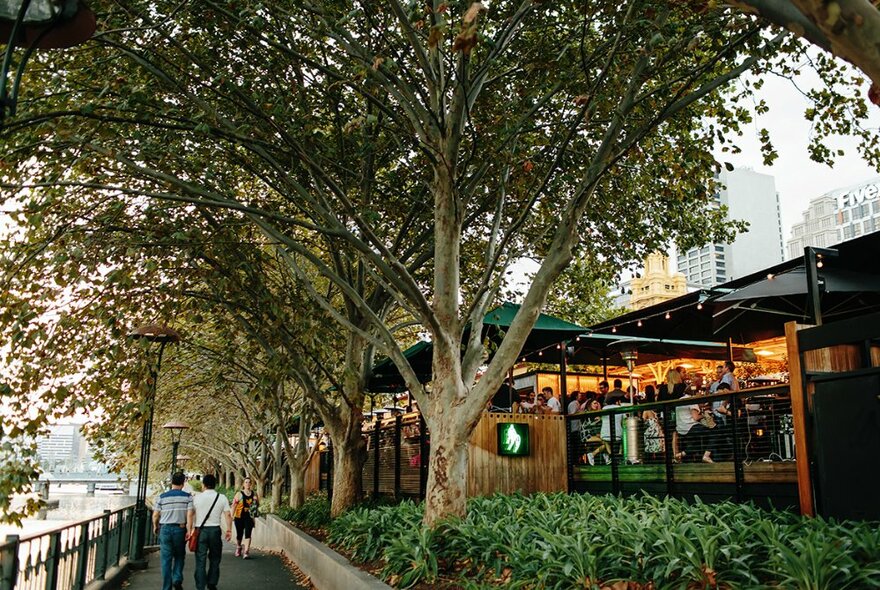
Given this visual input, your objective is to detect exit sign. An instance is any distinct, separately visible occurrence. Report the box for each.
[497,423,530,457]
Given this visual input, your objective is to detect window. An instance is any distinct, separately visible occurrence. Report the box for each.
[843,210,851,223]
[700,246,710,255]
[873,200,880,214]
[715,245,724,253]
[843,225,854,239]
[815,235,825,247]
[864,218,876,233]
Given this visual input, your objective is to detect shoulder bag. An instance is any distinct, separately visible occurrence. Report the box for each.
[188,492,220,552]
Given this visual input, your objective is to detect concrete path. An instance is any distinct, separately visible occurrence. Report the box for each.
[122,540,309,590]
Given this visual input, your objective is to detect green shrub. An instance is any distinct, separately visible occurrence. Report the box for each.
[328,493,880,589]
[277,493,332,530]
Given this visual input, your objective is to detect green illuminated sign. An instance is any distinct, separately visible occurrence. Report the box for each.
[497,423,530,456]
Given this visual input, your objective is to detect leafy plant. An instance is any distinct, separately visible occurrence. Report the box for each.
[329,493,880,589]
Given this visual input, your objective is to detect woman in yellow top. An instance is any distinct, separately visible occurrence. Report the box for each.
[231,477,260,559]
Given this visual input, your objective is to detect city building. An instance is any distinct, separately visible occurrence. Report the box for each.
[35,423,104,472]
[786,177,880,259]
[628,253,687,310]
[677,168,783,287]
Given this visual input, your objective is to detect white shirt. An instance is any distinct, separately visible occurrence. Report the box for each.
[568,400,586,414]
[676,396,700,435]
[600,404,624,440]
[546,396,562,414]
[193,489,230,528]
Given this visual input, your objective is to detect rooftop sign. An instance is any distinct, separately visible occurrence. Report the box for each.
[836,181,880,210]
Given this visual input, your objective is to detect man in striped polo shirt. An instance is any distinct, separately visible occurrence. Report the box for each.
[153,472,194,590]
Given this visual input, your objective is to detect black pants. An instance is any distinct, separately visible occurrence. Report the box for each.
[234,516,254,542]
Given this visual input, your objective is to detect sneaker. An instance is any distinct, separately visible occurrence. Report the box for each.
[586,452,595,466]
[243,551,249,559]
[603,455,612,465]
[234,545,241,557]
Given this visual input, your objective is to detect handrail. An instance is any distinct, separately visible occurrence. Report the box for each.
[566,383,791,418]
[0,504,138,590]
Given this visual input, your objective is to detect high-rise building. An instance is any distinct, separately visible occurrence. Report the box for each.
[36,424,88,472]
[628,253,687,310]
[786,177,880,258]
[676,168,783,287]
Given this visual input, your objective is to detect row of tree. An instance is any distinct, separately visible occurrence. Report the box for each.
[2,0,878,526]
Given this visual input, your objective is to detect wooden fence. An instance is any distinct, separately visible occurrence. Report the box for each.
[468,413,567,497]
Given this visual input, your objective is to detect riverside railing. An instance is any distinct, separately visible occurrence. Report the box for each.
[0,504,144,590]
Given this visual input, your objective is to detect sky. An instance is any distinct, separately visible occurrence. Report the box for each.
[716,71,880,241]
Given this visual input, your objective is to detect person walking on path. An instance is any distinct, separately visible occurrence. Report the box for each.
[231,477,260,559]
[152,472,194,590]
[191,474,232,590]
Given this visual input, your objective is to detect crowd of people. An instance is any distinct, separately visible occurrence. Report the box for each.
[505,362,742,467]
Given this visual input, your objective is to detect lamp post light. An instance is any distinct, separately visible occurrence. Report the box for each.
[162,420,189,480]
[128,323,180,565]
[1,0,96,125]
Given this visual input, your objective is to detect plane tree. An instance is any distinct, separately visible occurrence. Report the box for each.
[3,0,878,525]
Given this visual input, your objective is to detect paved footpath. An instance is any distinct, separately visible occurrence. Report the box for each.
[122,540,309,590]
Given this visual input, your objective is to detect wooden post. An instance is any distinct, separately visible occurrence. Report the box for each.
[785,321,814,517]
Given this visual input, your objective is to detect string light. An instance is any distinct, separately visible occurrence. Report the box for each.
[697,302,703,310]
[612,326,617,333]
[665,312,671,320]
[637,320,643,327]
[538,350,543,356]
[816,260,824,268]
[767,273,774,280]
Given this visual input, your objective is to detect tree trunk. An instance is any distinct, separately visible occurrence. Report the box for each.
[421,363,481,527]
[288,463,306,509]
[328,424,366,517]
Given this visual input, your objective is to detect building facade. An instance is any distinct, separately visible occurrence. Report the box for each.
[628,253,687,310]
[787,177,880,259]
[677,168,783,287]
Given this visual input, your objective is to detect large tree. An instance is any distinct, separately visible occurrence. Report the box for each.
[3,0,877,525]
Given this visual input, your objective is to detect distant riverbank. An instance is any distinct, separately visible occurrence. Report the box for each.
[2,488,135,540]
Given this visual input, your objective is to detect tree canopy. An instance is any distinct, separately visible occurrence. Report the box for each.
[2,0,878,524]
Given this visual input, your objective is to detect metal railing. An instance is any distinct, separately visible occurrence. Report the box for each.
[359,413,429,499]
[566,385,797,507]
[0,504,144,590]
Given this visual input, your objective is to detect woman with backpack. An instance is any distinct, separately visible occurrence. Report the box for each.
[231,477,260,559]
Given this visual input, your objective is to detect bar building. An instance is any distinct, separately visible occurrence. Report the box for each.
[677,168,784,287]
[786,176,880,259]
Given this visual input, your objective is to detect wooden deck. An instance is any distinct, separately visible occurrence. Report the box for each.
[572,460,797,484]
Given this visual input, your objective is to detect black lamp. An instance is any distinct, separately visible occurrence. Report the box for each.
[1,0,96,123]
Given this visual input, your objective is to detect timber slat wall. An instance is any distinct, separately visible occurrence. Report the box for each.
[468,413,567,497]
[304,452,321,494]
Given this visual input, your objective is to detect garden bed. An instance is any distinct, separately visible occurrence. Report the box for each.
[323,493,880,589]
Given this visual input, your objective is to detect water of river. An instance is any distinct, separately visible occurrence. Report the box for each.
[1,487,136,541]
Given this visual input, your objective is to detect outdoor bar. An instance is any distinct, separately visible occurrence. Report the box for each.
[306,232,880,519]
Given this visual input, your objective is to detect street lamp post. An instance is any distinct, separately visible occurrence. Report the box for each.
[162,420,189,480]
[1,0,96,125]
[128,324,180,565]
